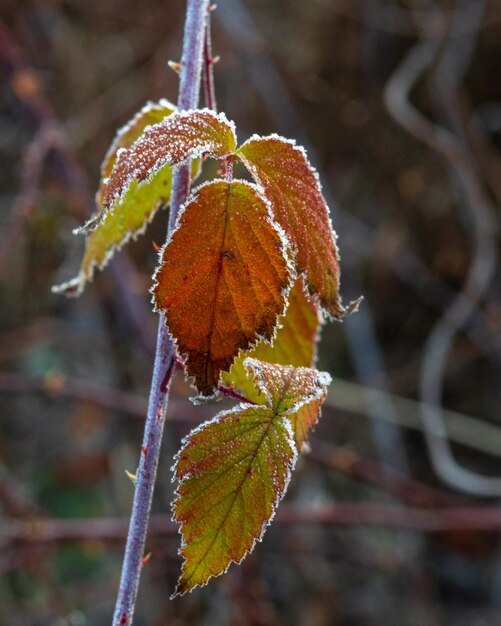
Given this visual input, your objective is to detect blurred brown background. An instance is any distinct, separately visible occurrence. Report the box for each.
[1,0,501,624]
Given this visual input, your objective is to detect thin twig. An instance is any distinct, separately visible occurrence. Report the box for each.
[325,378,501,459]
[6,503,501,550]
[3,368,501,459]
[202,5,217,111]
[0,125,56,280]
[111,2,210,624]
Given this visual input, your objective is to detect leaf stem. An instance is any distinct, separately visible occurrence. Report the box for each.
[218,384,257,405]
[111,1,210,624]
[223,155,234,181]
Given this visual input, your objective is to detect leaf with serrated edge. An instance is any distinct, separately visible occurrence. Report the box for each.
[52,157,201,297]
[52,101,207,297]
[74,99,178,235]
[222,277,321,404]
[246,358,331,450]
[98,99,177,207]
[237,135,345,319]
[103,108,237,212]
[53,165,172,296]
[152,179,293,396]
[172,358,331,595]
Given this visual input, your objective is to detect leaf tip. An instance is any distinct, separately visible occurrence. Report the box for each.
[51,275,84,298]
[324,294,363,321]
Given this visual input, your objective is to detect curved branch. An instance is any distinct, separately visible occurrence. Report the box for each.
[384,9,500,496]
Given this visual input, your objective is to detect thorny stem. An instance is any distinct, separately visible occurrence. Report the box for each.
[111,1,210,624]
[202,7,217,111]
[204,8,233,186]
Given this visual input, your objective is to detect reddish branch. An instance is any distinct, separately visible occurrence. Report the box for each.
[0,370,149,418]
[3,503,501,550]
[202,6,217,111]
[0,370,467,509]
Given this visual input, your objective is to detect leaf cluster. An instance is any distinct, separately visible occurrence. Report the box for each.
[54,104,356,593]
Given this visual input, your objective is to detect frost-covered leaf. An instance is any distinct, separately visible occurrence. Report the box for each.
[172,404,296,596]
[52,101,206,296]
[222,277,321,404]
[152,180,292,396]
[52,158,201,297]
[237,135,345,319]
[103,108,237,211]
[53,165,173,296]
[172,358,330,594]
[246,358,331,450]
[97,98,177,210]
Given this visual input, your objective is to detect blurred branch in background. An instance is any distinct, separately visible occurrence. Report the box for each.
[385,1,501,496]
[5,503,501,555]
[1,0,501,623]
[0,17,157,355]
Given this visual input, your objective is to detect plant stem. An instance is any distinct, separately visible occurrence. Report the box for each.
[111,1,209,624]
[202,8,217,111]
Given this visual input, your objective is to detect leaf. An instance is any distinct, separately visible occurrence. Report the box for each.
[152,179,292,396]
[97,99,177,209]
[247,358,331,451]
[172,358,331,595]
[103,108,237,211]
[172,404,296,596]
[52,102,202,296]
[222,277,321,404]
[53,165,174,296]
[77,99,178,234]
[237,135,345,319]
[52,159,201,297]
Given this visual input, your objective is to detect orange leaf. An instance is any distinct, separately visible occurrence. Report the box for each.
[222,277,321,404]
[172,358,330,594]
[237,136,345,318]
[152,180,292,396]
[103,108,237,212]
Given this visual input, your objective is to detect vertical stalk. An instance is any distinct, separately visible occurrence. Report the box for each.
[111,1,210,624]
[202,9,217,111]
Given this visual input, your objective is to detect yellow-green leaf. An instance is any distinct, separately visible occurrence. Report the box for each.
[172,359,331,594]
[53,165,173,296]
[76,99,177,234]
[52,101,203,296]
[222,277,321,404]
[98,99,177,206]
